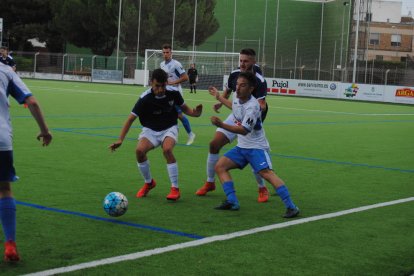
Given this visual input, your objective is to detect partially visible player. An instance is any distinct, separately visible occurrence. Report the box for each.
[109,69,202,201]
[0,47,16,71]
[210,71,299,218]
[160,44,196,146]
[187,63,198,94]
[196,48,270,202]
[0,62,52,262]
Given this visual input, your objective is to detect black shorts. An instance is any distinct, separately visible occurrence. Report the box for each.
[189,78,197,84]
[0,151,17,182]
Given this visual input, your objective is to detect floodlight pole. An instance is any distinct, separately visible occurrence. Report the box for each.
[352,0,361,83]
[172,0,176,49]
[318,1,325,81]
[273,0,280,77]
[262,0,268,65]
[135,0,142,69]
[192,0,197,60]
[116,0,122,70]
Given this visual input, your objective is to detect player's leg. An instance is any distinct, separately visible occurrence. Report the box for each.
[135,131,157,198]
[214,148,246,210]
[252,150,299,218]
[251,167,269,203]
[193,84,197,94]
[196,115,236,196]
[177,107,195,145]
[0,151,19,262]
[195,131,230,195]
[161,127,180,201]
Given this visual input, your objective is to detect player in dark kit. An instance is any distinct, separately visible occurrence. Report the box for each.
[187,63,198,94]
[109,69,203,201]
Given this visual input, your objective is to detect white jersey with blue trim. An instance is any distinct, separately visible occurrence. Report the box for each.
[160,58,186,94]
[0,63,33,150]
[232,95,269,150]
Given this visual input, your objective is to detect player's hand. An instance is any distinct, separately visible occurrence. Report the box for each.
[208,86,219,99]
[37,131,52,146]
[213,103,222,113]
[109,140,122,152]
[210,116,222,127]
[193,104,203,117]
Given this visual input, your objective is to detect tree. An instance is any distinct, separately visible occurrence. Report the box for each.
[0,0,64,52]
[51,0,120,56]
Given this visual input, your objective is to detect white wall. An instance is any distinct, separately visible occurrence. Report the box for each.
[369,0,402,23]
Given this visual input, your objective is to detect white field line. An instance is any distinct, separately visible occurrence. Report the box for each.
[29,85,414,116]
[24,196,414,276]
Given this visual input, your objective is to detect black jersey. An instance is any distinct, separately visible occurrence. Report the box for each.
[131,88,184,131]
[225,69,268,121]
[0,56,16,68]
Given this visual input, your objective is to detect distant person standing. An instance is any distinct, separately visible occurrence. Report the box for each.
[188,63,198,94]
[0,47,16,71]
[0,63,52,262]
[160,44,196,146]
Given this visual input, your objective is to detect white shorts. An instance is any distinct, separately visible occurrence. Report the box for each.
[138,125,179,148]
[216,113,237,143]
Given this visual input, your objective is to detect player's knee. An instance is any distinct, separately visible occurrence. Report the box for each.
[135,148,147,161]
[209,139,225,153]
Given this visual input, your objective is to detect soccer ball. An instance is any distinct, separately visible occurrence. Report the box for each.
[103,192,128,217]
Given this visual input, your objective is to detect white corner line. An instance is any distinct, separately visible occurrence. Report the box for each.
[24,197,414,276]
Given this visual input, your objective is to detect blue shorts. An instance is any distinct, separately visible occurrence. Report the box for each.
[224,146,273,173]
[0,151,18,182]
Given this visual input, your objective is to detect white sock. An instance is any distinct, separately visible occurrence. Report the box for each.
[207,153,219,182]
[137,160,152,183]
[253,170,266,188]
[167,162,178,188]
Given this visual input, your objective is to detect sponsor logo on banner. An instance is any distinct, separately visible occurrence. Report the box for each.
[395,88,414,98]
[344,83,359,98]
[267,80,296,94]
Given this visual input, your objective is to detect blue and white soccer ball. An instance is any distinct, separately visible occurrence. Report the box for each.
[103,192,128,217]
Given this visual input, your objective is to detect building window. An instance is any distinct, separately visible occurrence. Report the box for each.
[370,33,379,45]
[365,13,372,22]
[376,55,383,61]
[391,34,401,47]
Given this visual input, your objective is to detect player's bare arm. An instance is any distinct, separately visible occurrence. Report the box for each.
[109,114,136,151]
[209,86,232,110]
[25,96,52,146]
[210,116,248,135]
[169,73,189,85]
[258,98,267,112]
[213,87,232,113]
[181,104,203,117]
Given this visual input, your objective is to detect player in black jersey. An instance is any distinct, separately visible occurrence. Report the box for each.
[109,69,202,201]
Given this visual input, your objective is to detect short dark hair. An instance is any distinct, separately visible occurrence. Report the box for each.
[0,46,8,51]
[162,44,172,50]
[151,68,168,83]
[239,48,256,57]
[238,71,257,88]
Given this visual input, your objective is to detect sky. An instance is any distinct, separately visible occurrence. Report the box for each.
[401,0,413,16]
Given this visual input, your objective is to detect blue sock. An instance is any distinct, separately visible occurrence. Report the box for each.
[275,185,296,209]
[0,197,16,242]
[180,115,192,134]
[223,181,238,204]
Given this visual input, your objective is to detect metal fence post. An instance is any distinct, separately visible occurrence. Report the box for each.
[34,52,40,78]
[62,53,67,80]
[122,56,127,84]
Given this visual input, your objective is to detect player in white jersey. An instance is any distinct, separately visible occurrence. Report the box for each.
[160,44,196,146]
[209,71,299,218]
[0,63,52,261]
[196,48,270,203]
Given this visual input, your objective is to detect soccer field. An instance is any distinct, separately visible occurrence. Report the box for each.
[2,79,414,275]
